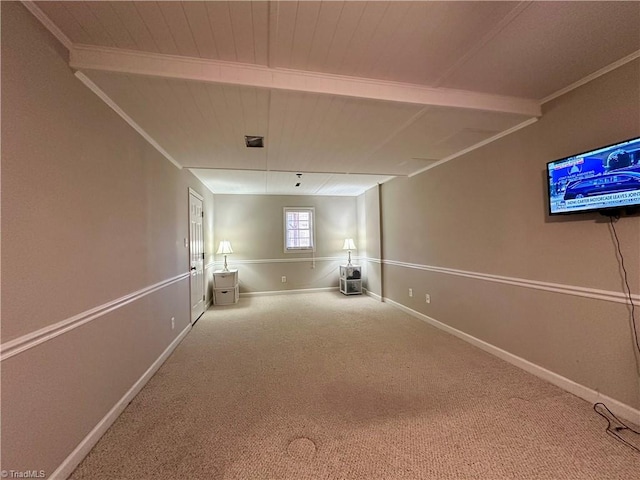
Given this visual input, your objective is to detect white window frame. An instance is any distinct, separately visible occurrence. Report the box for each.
[283,207,316,253]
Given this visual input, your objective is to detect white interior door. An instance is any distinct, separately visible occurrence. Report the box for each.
[189,189,205,323]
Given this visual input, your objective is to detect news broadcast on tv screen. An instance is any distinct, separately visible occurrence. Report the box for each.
[547,137,640,215]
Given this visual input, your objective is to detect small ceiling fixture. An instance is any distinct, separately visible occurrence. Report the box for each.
[244,135,264,148]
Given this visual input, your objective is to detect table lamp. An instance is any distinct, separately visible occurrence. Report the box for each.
[343,238,356,266]
[216,240,233,271]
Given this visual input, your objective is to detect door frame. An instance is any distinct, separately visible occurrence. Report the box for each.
[188,187,206,324]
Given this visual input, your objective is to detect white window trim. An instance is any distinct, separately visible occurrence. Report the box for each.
[283,207,316,253]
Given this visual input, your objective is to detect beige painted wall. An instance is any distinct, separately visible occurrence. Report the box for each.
[213,194,357,293]
[357,186,382,297]
[356,193,368,288]
[1,2,213,475]
[380,59,640,408]
[4,2,638,476]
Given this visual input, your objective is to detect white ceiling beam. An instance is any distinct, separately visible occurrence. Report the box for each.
[69,44,541,118]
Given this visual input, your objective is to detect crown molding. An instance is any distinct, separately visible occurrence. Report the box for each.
[21,1,73,50]
[540,50,640,105]
[409,117,539,177]
[74,71,182,169]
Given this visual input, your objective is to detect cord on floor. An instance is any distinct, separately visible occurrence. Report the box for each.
[592,217,640,454]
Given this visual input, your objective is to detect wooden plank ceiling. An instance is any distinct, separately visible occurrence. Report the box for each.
[31,1,640,195]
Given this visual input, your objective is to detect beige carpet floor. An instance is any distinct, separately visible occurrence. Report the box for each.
[70,292,639,479]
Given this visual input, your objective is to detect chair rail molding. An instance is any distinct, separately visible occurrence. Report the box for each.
[382,259,639,305]
[0,272,191,361]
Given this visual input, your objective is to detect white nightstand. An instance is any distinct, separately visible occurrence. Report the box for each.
[339,265,362,295]
[213,269,239,305]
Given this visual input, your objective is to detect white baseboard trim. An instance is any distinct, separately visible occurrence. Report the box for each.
[383,297,640,424]
[241,287,339,297]
[363,289,382,302]
[49,324,192,480]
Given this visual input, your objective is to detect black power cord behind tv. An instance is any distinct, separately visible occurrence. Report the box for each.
[608,217,640,356]
[593,217,640,453]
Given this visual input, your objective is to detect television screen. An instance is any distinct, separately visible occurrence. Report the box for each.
[547,137,640,215]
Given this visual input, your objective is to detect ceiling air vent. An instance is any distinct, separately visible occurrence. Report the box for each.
[244,135,264,148]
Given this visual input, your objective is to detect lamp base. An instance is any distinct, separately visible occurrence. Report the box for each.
[222,255,229,271]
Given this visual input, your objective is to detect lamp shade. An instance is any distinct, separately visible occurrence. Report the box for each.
[216,240,233,255]
[343,238,356,250]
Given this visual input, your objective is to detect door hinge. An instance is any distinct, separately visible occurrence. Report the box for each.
[201,211,204,218]
[203,295,205,301]
[202,253,205,260]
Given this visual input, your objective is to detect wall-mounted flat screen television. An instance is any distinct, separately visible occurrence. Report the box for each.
[547,136,640,215]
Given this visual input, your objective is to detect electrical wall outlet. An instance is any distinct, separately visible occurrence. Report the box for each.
[281,276,287,283]
[409,288,413,297]
[171,317,175,330]
[425,294,431,304]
